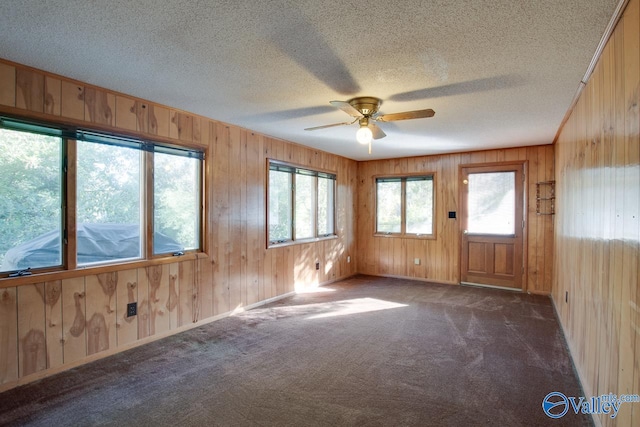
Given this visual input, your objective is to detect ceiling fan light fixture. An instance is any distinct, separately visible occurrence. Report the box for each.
[305,96,434,153]
[356,125,373,145]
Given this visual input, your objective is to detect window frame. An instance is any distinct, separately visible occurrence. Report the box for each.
[0,115,206,278]
[267,159,337,248]
[374,173,436,239]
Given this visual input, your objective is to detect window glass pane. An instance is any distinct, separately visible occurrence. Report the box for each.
[268,170,292,242]
[376,180,401,233]
[0,129,62,272]
[467,172,515,235]
[406,179,433,234]
[295,174,314,239]
[154,153,200,253]
[77,141,142,264]
[317,176,334,236]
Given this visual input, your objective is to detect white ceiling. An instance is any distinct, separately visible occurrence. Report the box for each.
[0,1,619,160]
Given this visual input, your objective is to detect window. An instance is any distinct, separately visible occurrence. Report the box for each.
[268,168,293,242]
[0,127,63,272]
[154,151,202,254]
[77,139,143,264]
[376,175,434,237]
[268,161,336,245]
[294,173,315,239]
[317,174,335,236]
[376,179,402,233]
[0,117,204,275]
[467,172,515,235]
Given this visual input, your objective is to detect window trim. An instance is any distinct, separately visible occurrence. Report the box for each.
[374,172,436,239]
[266,159,337,248]
[0,115,206,279]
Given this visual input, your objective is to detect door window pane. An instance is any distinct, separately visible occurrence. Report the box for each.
[77,141,142,264]
[0,129,62,272]
[269,170,292,242]
[317,176,334,236]
[295,174,315,239]
[467,172,515,235]
[406,179,433,234]
[154,153,200,253]
[376,180,402,233]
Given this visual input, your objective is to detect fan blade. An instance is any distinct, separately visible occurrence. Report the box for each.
[370,123,386,140]
[330,100,363,118]
[376,108,435,122]
[304,121,353,131]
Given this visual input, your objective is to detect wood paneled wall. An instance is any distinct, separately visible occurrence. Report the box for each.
[0,59,358,391]
[1,264,193,382]
[357,145,555,294]
[553,0,640,425]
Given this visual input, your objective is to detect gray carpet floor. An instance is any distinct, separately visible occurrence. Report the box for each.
[0,275,590,426]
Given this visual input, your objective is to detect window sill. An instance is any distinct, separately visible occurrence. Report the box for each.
[267,234,338,249]
[0,251,207,288]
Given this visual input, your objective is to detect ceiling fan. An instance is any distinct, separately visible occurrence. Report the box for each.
[304,96,435,153]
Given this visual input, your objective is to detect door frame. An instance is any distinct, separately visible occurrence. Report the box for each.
[458,161,528,291]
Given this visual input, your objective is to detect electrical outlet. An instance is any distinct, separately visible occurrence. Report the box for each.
[347,256,351,263]
[315,262,320,270]
[127,302,137,317]
[414,258,420,265]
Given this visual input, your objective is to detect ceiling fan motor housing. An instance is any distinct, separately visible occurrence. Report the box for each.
[348,97,382,116]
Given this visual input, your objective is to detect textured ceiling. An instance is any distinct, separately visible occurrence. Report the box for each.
[0,1,619,160]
